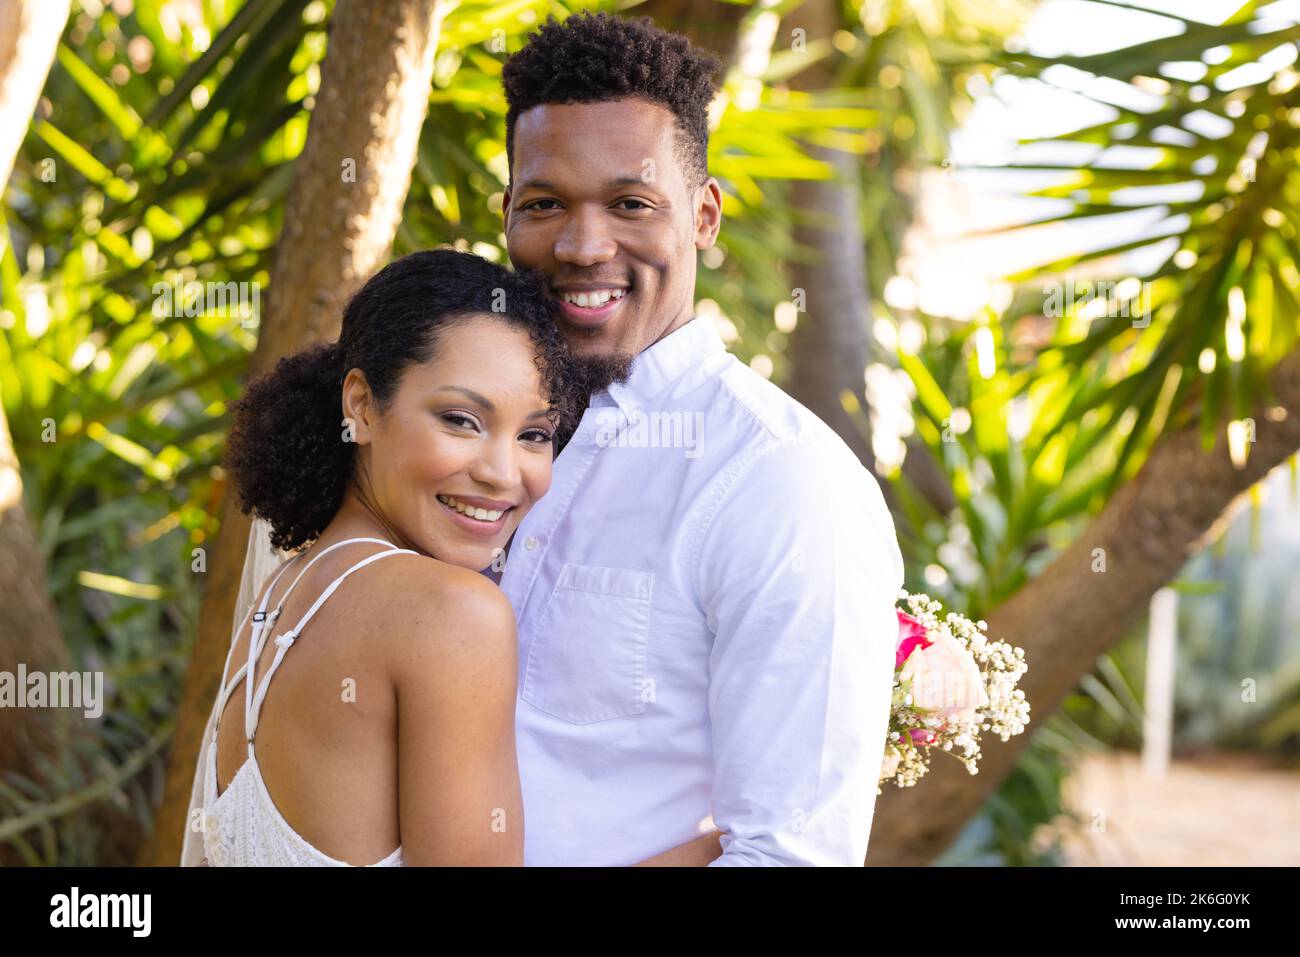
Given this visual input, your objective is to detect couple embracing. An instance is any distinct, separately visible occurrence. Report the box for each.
[182,10,902,868]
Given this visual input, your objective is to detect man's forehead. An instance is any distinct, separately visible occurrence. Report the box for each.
[514,173,657,192]
[515,96,676,133]
[512,99,681,176]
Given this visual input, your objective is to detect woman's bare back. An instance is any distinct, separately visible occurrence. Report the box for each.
[210,534,523,866]
[214,541,416,864]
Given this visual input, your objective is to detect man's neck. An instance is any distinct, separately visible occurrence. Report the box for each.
[645,307,696,352]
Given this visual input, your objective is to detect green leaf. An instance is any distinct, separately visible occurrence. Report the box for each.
[31,122,136,203]
[56,45,143,141]
[900,351,954,425]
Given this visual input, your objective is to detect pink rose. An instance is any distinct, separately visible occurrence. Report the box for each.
[895,610,932,670]
[898,631,990,724]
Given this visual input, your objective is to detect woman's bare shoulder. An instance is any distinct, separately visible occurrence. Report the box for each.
[366,554,517,675]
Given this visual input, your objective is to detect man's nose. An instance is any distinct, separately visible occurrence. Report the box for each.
[553,206,616,265]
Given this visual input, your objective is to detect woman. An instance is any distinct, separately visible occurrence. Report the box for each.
[194,249,721,865]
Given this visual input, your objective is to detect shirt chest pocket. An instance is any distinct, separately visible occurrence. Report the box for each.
[521,563,654,724]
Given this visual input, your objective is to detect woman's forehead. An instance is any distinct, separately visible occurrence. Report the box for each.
[404,318,543,393]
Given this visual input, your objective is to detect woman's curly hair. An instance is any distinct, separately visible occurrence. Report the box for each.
[223,249,579,552]
[502,11,722,189]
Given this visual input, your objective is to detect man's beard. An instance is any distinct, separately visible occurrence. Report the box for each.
[570,349,634,397]
[555,350,635,452]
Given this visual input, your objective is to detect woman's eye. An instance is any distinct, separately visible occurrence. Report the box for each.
[522,428,554,444]
[442,412,479,430]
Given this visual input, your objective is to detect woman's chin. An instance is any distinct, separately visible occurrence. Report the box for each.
[423,508,525,571]
[428,545,497,572]
[437,533,517,574]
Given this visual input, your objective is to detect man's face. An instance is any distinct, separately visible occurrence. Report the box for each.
[503,97,722,362]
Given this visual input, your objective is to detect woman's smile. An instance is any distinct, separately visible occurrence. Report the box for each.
[436,492,517,538]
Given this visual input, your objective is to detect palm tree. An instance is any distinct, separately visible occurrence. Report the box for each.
[868,0,1300,863]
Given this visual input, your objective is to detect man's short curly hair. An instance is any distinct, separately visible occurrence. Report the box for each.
[502,11,722,190]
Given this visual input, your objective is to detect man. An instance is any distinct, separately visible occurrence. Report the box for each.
[498,11,904,866]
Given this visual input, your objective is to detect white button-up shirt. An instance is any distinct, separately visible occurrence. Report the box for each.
[499,315,903,866]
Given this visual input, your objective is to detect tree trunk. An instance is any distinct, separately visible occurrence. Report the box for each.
[781,0,875,473]
[635,0,748,56]
[143,0,446,865]
[0,408,71,866]
[865,345,1300,865]
[0,0,68,188]
[0,0,73,866]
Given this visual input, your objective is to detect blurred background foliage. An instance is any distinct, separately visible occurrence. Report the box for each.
[1,0,1297,864]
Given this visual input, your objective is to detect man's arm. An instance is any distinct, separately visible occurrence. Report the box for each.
[697,435,903,866]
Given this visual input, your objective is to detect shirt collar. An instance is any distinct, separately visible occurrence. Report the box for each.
[593,316,726,415]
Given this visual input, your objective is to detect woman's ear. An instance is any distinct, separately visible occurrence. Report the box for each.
[341,367,375,447]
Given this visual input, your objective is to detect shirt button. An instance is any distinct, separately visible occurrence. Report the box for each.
[524,536,539,551]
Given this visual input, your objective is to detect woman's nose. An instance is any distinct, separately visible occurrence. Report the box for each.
[468,437,522,490]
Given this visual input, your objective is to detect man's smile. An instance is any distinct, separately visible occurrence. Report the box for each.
[552,284,630,327]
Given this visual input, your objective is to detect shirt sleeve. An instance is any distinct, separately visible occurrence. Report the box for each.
[696,432,903,866]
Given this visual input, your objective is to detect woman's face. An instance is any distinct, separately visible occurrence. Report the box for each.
[344,313,556,571]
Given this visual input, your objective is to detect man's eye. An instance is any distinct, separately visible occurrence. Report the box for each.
[524,199,560,211]
[617,199,650,210]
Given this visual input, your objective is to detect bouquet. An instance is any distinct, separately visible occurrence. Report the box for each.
[879,590,1030,791]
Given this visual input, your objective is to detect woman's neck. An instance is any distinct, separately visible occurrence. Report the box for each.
[310,494,419,556]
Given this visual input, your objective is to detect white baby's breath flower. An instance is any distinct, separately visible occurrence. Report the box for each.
[883,590,1029,790]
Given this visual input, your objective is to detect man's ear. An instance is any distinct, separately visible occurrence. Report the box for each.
[341,367,375,447]
[694,177,722,249]
[502,186,512,234]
